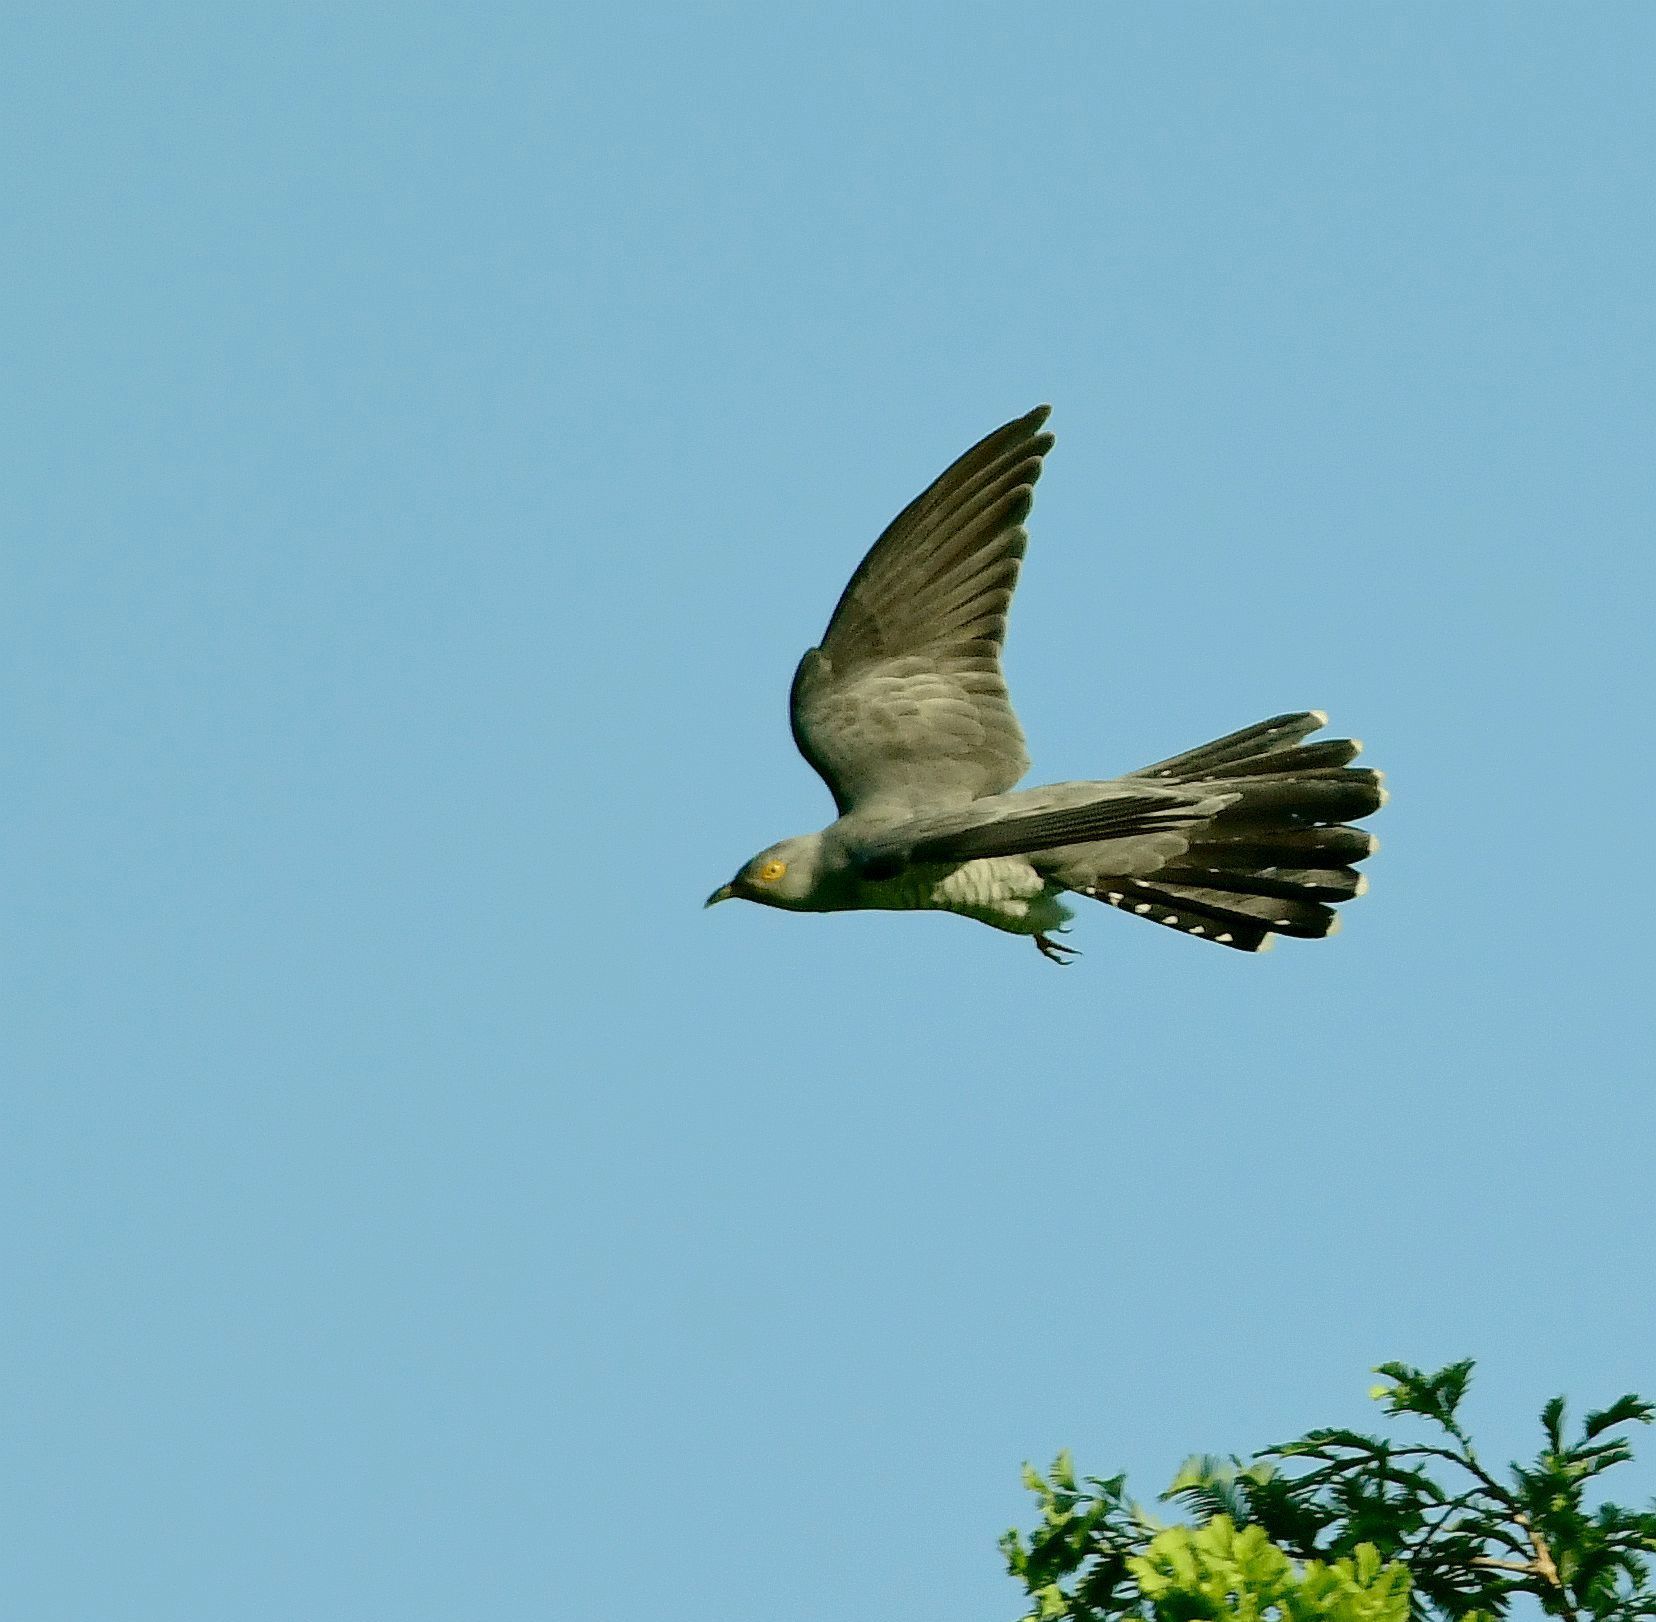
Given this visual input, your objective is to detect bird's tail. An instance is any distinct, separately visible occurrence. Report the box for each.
[1076,712,1385,952]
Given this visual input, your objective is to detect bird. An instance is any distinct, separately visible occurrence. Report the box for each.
[705,406,1385,962]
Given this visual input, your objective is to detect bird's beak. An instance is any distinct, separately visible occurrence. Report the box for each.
[704,883,735,908]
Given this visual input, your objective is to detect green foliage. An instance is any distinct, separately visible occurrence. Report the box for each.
[1003,1452,1146,1621]
[1004,1361,1656,1622]
[1129,1517,1410,1622]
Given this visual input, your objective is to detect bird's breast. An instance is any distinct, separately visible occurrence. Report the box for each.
[853,856,1071,936]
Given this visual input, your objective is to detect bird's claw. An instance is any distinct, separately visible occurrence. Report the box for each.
[1034,931,1080,965]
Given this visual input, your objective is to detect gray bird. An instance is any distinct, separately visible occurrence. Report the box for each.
[706,407,1385,961]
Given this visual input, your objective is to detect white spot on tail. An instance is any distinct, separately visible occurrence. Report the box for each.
[1354,874,1369,896]
[1134,902,1152,915]
[1309,709,1328,727]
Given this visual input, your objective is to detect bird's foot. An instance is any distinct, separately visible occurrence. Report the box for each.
[1034,931,1080,965]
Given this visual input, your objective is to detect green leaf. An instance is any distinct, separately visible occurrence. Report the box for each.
[1583,1395,1655,1441]
[1128,1518,1410,1622]
[1371,1359,1476,1434]
[1542,1395,1567,1455]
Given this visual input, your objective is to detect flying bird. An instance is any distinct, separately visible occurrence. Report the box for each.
[706,407,1384,961]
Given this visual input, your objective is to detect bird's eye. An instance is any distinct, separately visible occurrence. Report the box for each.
[758,859,787,882]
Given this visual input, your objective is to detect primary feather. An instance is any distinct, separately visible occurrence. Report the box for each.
[788,406,1052,815]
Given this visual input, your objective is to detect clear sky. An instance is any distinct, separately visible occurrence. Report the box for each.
[6,6,1654,1620]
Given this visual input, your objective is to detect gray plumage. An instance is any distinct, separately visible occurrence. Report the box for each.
[707,407,1385,960]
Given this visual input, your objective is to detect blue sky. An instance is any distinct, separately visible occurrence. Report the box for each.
[6,5,1654,1619]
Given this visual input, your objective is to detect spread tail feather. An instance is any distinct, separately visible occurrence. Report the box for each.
[1073,713,1384,952]
[1127,711,1332,781]
[1075,878,1304,952]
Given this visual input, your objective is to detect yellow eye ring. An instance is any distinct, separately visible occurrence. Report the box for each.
[757,859,787,882]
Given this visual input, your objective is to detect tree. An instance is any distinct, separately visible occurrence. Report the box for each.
[1003,1360,1656,1622]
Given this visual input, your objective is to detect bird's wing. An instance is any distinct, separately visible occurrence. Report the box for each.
[847,783,1231,871]
[789,406,1054,815]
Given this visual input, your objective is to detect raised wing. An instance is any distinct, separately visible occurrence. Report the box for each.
[789,406,1054,816]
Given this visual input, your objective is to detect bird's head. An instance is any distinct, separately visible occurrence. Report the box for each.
[705,834,828,911]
